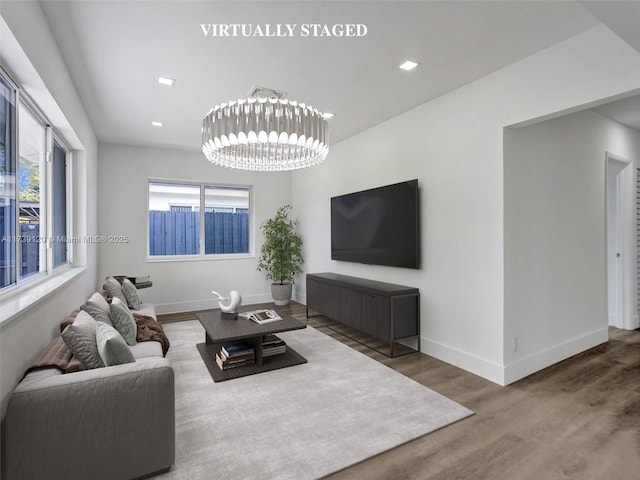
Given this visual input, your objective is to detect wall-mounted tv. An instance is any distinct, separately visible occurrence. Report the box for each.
[331,179,420,269]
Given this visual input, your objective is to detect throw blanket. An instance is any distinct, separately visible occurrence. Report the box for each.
[133,313,171,357]
[26,337,85,376]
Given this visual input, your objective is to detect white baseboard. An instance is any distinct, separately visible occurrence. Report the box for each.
[420,336,506,386]
[155,293,274,315]
[293,291,307,305]
[503,327,609,385]
[422,328,609,387]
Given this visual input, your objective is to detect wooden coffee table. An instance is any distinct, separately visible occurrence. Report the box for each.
[196,309,307,382]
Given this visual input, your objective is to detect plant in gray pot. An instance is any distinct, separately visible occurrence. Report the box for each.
[257,205,303,306]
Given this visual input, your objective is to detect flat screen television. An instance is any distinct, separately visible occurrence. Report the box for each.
[331,179,420,269]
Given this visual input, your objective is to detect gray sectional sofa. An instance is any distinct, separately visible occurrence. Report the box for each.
[5,278,175,480]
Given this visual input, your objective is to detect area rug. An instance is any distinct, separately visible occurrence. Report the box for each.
[155,320,473,480]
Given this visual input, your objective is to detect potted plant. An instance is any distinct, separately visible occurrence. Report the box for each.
[257,205,303,306]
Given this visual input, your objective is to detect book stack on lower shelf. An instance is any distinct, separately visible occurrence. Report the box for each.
[216,342,255,370]
[262,334,287,357]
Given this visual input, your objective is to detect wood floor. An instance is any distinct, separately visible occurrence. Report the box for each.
[159,303,640,480]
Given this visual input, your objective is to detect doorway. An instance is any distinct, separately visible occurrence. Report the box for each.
[605,152,637,330]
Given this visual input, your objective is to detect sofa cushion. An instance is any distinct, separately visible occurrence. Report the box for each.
[95,322,136,366]
[137,303,156,320]
[61,310,104,369]
[81,292,112,326]
[103,276,127,305]
[109,297,137,346]
[129,340,164,359]
[122,278,141,310]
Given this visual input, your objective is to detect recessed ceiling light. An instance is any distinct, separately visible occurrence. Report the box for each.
[323,112,334,119]
[399,60,419,71]
[152,121,163,127]
[157,76,175,86]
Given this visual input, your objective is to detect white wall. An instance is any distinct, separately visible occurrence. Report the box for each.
[97,143,292,313]
[503,110,640,384]
[292,26,640,385]
[0,0,98,442]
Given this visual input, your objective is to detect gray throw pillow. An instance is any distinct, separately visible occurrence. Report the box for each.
[89,291,110,312]
[95,322,136,366]
[81,292,113,326]
[61,310,104,369]
[109,297,137,346]
[103,276,127,305]
[122,278,141,310]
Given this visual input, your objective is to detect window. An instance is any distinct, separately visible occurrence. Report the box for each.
[18,103,45,279]
[0,71,71,293]
[0,75,16,289]
[149,183,200,256]
[204,186,250,254]
[148,182,250,257]
[52,138,68,267]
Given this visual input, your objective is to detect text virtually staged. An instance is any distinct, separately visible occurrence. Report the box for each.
[199,23,369,38]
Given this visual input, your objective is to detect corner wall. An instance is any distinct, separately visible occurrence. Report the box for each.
[97,143,292,313]
[292,26,640,385]
[503,110,640,383]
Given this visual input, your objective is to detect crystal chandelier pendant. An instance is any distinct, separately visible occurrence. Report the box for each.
[201,88,329,171]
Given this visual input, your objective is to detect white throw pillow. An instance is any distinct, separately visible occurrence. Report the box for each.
[109,297,137,346]
[96,322,136,366]
[122,278,141,310]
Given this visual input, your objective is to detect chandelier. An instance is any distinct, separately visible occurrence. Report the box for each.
[201,87,329,171]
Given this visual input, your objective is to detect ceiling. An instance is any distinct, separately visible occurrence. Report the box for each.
[595,95,640,132]
[35,1,640,152]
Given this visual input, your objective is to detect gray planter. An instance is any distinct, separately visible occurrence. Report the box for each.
[271,283,293,306]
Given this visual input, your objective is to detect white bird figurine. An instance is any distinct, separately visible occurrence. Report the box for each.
[211,290,242,313]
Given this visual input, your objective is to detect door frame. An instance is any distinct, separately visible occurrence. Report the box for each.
[605,152,638,330]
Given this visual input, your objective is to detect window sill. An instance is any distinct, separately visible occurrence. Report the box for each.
[0,266,86,328]
[147,253,254,263]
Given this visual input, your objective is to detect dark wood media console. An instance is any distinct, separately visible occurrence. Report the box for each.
[306,273,420,357]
